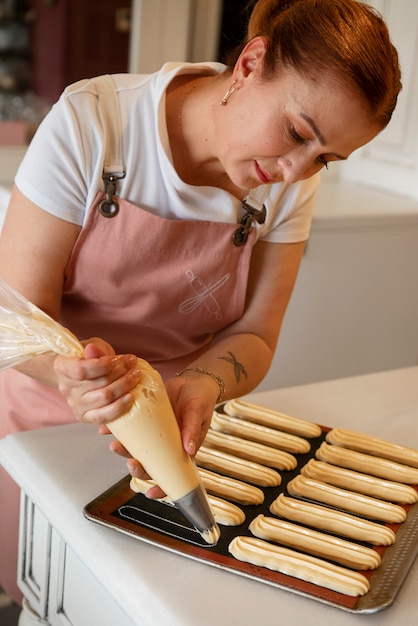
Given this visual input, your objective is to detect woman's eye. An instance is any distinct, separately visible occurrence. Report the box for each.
[290,126,307,144]
[289,125,329,169]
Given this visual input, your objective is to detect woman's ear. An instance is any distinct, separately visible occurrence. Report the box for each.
[233,36,268,83]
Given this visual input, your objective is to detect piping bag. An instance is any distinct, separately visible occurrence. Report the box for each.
[0,277,220,545]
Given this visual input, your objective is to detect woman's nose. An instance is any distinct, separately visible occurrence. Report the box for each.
[281,159,302,184]
[280,155,318,183]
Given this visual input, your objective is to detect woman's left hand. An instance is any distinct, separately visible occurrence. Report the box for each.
[165,370,219,456]
[102,370,218,498]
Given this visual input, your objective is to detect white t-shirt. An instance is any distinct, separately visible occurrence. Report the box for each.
[15,62,319,243]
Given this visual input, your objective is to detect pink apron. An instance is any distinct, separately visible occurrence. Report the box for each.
[0,186,264,602]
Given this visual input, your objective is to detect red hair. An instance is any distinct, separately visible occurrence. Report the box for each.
[227,0,401,128]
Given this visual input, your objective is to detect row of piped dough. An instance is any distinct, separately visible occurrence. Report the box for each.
[212,401,418,597]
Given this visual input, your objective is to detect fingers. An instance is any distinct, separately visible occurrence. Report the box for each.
[126,457,148,478]
[97,424,111,435]
[166,375,215,456]
[144,484,167,499]
[76,366,141,424]
[181,406,212,456]
[55,350,134,384]
[82,338,116,358]
[55,350,141,425]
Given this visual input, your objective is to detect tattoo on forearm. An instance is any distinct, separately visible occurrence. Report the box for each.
[218,351,248,383]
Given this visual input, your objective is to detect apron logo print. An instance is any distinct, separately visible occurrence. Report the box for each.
[178,270,230,320]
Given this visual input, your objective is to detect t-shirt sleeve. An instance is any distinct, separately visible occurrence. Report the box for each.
[258,174,320,244]
[15,79,106,226]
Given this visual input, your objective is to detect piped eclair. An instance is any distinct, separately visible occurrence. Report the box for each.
[287,474,406,524]
[195,445,281,487]
[249,515,381,570]
[228,536,370,597]
[198,468,265,506]
[301,459,418,504]
[316,442,418,484]
[203,428,297,470]
[212,410,310,454]
[223,399,322,438]
[270,493,396,546]
[326,428,418,468]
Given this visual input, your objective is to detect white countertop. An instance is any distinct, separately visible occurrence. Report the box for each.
[1,367,418,626]
[313,179,418,230]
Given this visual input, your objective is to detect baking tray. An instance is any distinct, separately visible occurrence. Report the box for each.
[84,417,418,614]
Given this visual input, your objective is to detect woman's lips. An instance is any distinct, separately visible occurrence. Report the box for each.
[254,161,272,183]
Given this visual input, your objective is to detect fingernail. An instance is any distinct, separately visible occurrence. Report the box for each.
[128,354,137,366]
[127,459,136,473]
[131,369,141,383]
[188,440,196,456]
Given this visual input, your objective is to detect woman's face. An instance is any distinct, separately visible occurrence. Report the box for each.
[215,39,381,190]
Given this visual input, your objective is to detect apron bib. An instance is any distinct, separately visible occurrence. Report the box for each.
[61,192,256,378]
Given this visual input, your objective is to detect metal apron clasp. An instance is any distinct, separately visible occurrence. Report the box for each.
[98,172,126,217]
[232,199,267,246]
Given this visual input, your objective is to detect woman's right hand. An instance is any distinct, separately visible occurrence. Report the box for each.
[54,339,142,425]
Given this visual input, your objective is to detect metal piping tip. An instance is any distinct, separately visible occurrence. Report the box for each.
[174,484,220,545]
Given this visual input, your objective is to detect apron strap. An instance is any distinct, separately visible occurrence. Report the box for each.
[245,185,269,214]
[232,185,269,247]
[93,74,126,217]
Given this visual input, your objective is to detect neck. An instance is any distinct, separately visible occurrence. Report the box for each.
[167,73,246,198]
[177,75,212,183]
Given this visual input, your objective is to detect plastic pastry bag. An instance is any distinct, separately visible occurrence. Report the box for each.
[0,282,220,541]
[0,276,84,372]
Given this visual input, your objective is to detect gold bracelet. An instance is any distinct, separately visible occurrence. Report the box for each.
[176,367,225,404]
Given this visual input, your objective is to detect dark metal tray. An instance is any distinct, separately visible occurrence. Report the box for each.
[84,423,418,613]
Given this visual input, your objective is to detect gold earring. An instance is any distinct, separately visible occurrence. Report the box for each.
[220,80,237,106]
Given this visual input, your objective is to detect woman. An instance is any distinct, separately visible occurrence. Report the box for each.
[0,0,401,606]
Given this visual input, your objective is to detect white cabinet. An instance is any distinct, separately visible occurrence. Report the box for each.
[17,493,135,626]
[48,532,135,626]
[18,492,51,619]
